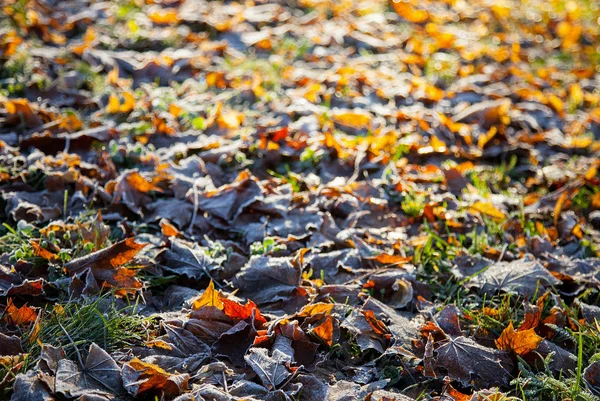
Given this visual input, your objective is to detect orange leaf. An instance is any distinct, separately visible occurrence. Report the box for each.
[362,310,388,335]
[4,300,37,326]
[591,192,600,209]
[495,322,542,355]
[373,254,412,265]
[64,237,146,272]
[169,104,183,118]
[148,9,180,25]
[125,171,164,193]
[331,111,371,129]
[30,241,59,261]
[390,1,428,23]
[5,99,43,127]
[554,191,568,227]
[63,238,146,293]
[311,316,333,346]
[160,219,180,237]
[445,384,471,401]
[222,298,266,325]
[124,358,187,395]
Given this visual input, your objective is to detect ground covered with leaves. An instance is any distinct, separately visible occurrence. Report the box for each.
[1,0,600,400]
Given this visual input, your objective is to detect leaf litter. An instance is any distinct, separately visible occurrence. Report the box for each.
[1,0,600,400]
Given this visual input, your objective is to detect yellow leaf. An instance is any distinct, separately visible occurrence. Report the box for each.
[569,84,584,109]
[332,112,371,129]
[547,94,564,117]
[106,94,120,114]
[585,166,597,181]
[298,303,334,317]
[83,27,96,44]
[192,280,224,310]
[470,201,506,221]
[303,83,322,103]
[478,126,497,149]
[107,67,120,86]
[554,191,568,227]
[217,110,244,130]
[119,92,135,113]
[148,9,179,25]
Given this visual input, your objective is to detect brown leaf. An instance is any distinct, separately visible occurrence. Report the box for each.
[63,238,146,292]
[64,238,146,273]
[361,310,389,336]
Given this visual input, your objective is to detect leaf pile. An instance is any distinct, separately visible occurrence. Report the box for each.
[1,0,600,400]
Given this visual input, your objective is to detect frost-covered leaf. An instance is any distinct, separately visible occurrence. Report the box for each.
[435,336,513,388]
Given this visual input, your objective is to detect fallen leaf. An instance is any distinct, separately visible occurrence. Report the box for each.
[311,315,334,346]
[435,336,514,388]
[192,280,224,310]
[244,347,292,390]
[55,343,123,398]
[122,358,188,396]
[495,322,543,355]
[470,201,506,221]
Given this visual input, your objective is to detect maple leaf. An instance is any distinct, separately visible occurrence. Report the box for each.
[192,280,224,310]
[435,336,514,388]
[465,258,560,297]
[192,281,266,325]
[232,255,302,305]
[495,322,543,355]
[3,299,37,326]
[161,239,220,280]
[244,347,292,390]
[55,343,123,398]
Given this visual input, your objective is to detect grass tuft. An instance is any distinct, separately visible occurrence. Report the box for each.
[25,294,153,362]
